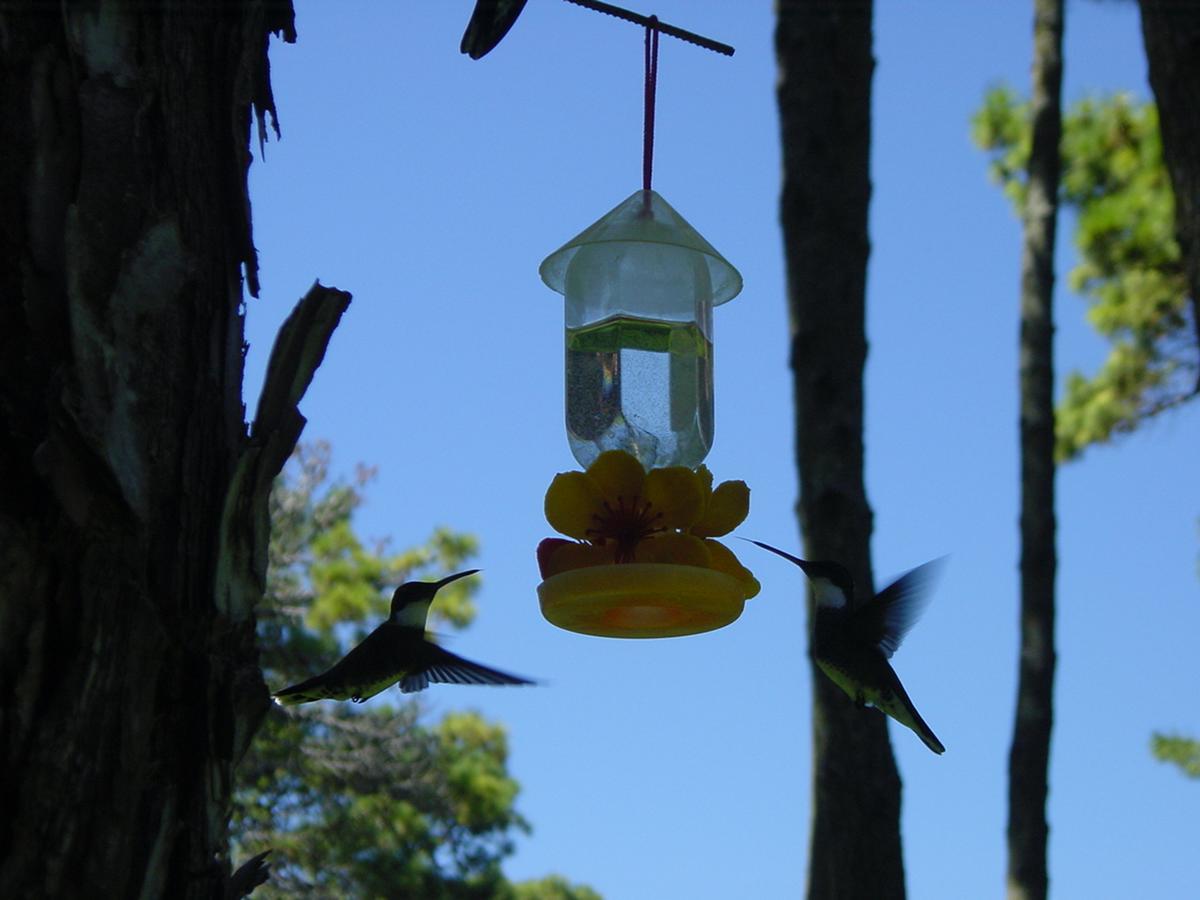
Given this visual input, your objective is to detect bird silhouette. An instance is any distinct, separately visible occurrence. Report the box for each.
[749,540,946,754]
[274,570,535,704]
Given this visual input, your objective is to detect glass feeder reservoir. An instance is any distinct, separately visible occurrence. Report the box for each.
[540,189,742,470]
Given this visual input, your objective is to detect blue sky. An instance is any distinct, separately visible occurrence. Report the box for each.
[245,3,1199,897]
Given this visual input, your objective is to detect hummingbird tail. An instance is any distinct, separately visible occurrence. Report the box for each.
[909,716,946,755]
[271,689,309,707]
[272,675,331,706]
[886,676,945,754]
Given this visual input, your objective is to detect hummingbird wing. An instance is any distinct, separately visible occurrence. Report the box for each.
[460,0,530,59]
[854,557,945,659]
[399,642,536,694]
[275,627,536,703]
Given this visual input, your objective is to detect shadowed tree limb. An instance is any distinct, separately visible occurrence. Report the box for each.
[1138,0,1200,391]
[1007,2,1063,899]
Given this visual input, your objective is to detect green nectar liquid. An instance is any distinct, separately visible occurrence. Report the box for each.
[565,315,713,469]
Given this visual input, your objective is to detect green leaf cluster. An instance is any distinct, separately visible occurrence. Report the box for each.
[509,876,604,900]
[1150,733,1200,779]
[235,442,597,899]
[973,87,1196,459]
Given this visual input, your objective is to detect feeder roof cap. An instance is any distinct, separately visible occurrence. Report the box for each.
[540,189,743,305]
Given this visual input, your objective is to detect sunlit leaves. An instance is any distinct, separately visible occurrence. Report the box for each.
[1151,733,1200,779]
[233,443,546,898]
[973,89,1196,459]
[510,877,604,900]
[972,84,1032,209]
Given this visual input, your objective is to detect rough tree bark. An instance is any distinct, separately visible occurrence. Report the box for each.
[776,3,905,898]
[1007,2,1063,899]
[0,4,349,897]
[1137,0,1200,388]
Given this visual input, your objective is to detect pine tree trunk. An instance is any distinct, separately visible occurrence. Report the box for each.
[776,3,905,898]
[1137,0,1200,386]
[1007,2,1063,899]
[0,5,347,897]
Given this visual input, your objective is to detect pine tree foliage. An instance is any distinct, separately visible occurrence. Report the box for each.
[234,442,596,899]
[1150,734,1200,779]
[974,88,1196,459]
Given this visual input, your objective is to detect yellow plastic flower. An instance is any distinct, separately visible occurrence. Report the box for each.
[704,536,760,599]
[540,450,758,599]
[690,466,749,537]
[687,465,758,598]
[633,532,710,567]
[545,450,704,562]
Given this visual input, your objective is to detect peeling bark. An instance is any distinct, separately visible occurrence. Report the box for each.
[0,4,351,898]
[776,3,906,898]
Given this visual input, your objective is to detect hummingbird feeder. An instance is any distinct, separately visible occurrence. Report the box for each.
[534,4,758,638]
[540,189,741,470]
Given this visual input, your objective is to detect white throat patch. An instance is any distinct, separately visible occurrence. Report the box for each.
[393,601,432,628]
[812,579,848,610]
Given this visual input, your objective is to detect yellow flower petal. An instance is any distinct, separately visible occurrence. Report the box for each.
[691,480,750,538]
[634,532,710,567]
[541,540,614,577]
[642,466,704,529]
[586,450,646,502]
[695,464,714,496]
[705,539,761,599]
[537,538,572,578]
[545,471,604,539]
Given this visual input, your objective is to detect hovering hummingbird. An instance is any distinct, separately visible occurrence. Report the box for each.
[273,570,535,705]
[460,0,530,59]
[749,540,946,754]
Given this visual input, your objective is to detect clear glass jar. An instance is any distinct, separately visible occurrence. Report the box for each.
[541,190,741,469]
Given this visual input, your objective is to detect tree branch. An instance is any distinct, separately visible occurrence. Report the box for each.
[226,850,271,899]
[218,280,351,622]
[214,282,350,765]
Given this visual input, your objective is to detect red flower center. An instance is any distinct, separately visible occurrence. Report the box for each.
[587,495,665,562]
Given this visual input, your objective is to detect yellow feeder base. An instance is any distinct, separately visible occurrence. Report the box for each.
[538,563,746,639]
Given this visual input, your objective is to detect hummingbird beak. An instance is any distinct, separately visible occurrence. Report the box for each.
[743,539,815,574]
[435,569,480,591]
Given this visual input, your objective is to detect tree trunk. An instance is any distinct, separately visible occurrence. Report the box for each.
[0,4,347,897]
[1007,2,1063,899]
[1137,0,1200,388]
[776,3,905,898]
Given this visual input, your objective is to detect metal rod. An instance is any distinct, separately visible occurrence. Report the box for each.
[561,0,735,56]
